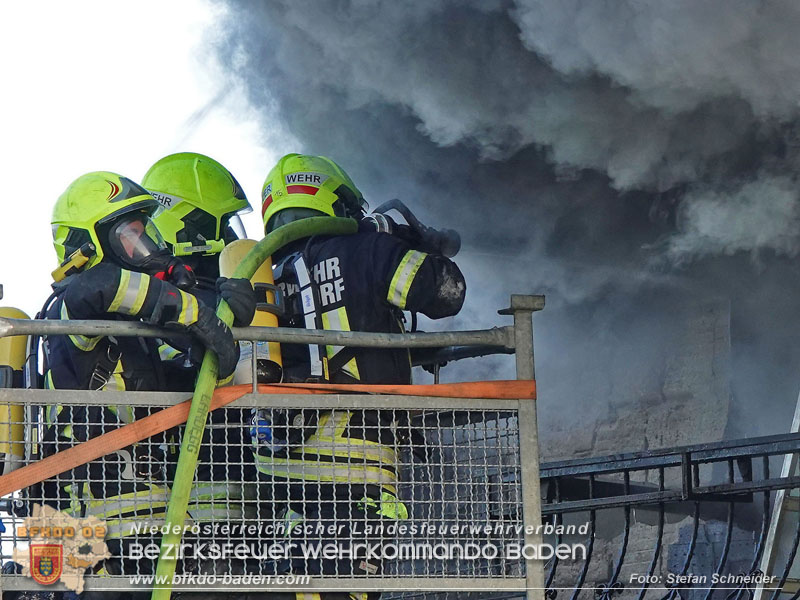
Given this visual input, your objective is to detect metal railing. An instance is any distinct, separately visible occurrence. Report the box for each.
[0,294,546,599]
[540,435,800,600]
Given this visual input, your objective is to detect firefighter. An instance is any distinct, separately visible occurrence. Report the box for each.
[142,152,261,573]
[255,154,466,599]
[41,171,244,576]
[142,152,256,374]
[142,152,251,296]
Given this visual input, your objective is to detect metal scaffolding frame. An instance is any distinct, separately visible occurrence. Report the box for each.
[0,294,546,598]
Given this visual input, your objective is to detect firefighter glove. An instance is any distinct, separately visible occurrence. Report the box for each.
[186,305,240,379]
[216,277,257,327]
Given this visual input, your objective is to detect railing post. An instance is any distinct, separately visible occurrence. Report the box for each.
[500,294,545,600]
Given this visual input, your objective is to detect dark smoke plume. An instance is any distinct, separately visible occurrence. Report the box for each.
[214,0,800,454]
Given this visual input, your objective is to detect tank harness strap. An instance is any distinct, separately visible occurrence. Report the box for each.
[87,337,122,391]
[290,253,326,378]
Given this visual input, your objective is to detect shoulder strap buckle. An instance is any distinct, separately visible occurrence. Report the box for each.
[88,338,121,391]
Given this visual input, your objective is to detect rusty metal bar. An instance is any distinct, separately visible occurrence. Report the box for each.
[501,295,545,600]
[0,317,514,349]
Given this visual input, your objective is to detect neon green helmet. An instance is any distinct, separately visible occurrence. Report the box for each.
[142,152,251,257]
[52,172,164,269]
[261,154,366,234]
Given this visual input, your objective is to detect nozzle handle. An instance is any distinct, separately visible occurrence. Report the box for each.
[419,226,461,258]
[372,198,461,257]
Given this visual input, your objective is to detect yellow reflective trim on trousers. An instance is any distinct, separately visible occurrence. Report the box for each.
[103,508,248,539]
[98,503,248,522]
[305,410,347,440]
[312,411,332,434]
[187,483,247,502]
[61,302,102,351]
[253,456,398,489]
[108,269,132,313]
[47,404,76,440]
[46,404,61,427]
[65,483,89,518]
[186,506,249,522]
[387,250,427,309]
[259,411,397,486]
[333,410,348,437]
[83,484,169,508]
[297,443,396,465]
[106,402,134,423]
[312,434,385,449]
[85,485,170,517]
[177,289,199,325]
[306,410,395,460]
[91,501,168,520]
[85,483,247,504]
[85,484,245,516]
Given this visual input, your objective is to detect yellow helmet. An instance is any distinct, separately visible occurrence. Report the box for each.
[52,172,165,270]
[261,154,366,233]
[142,152,251,257]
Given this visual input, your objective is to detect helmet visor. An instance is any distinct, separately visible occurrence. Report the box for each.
[108,215,167,267]
[221,213,247,244]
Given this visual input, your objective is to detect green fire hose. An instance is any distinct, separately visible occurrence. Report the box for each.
[151,217,358,599]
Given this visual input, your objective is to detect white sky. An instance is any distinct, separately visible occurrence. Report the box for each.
[0,0,296,317]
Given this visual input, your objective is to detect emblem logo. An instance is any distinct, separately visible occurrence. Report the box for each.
[106,180,121,201]
[30,544,63,585]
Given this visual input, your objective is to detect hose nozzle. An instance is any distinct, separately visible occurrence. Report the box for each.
[372,199,461,257]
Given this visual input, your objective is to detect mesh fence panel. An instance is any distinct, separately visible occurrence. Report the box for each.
[0,400,526,589]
